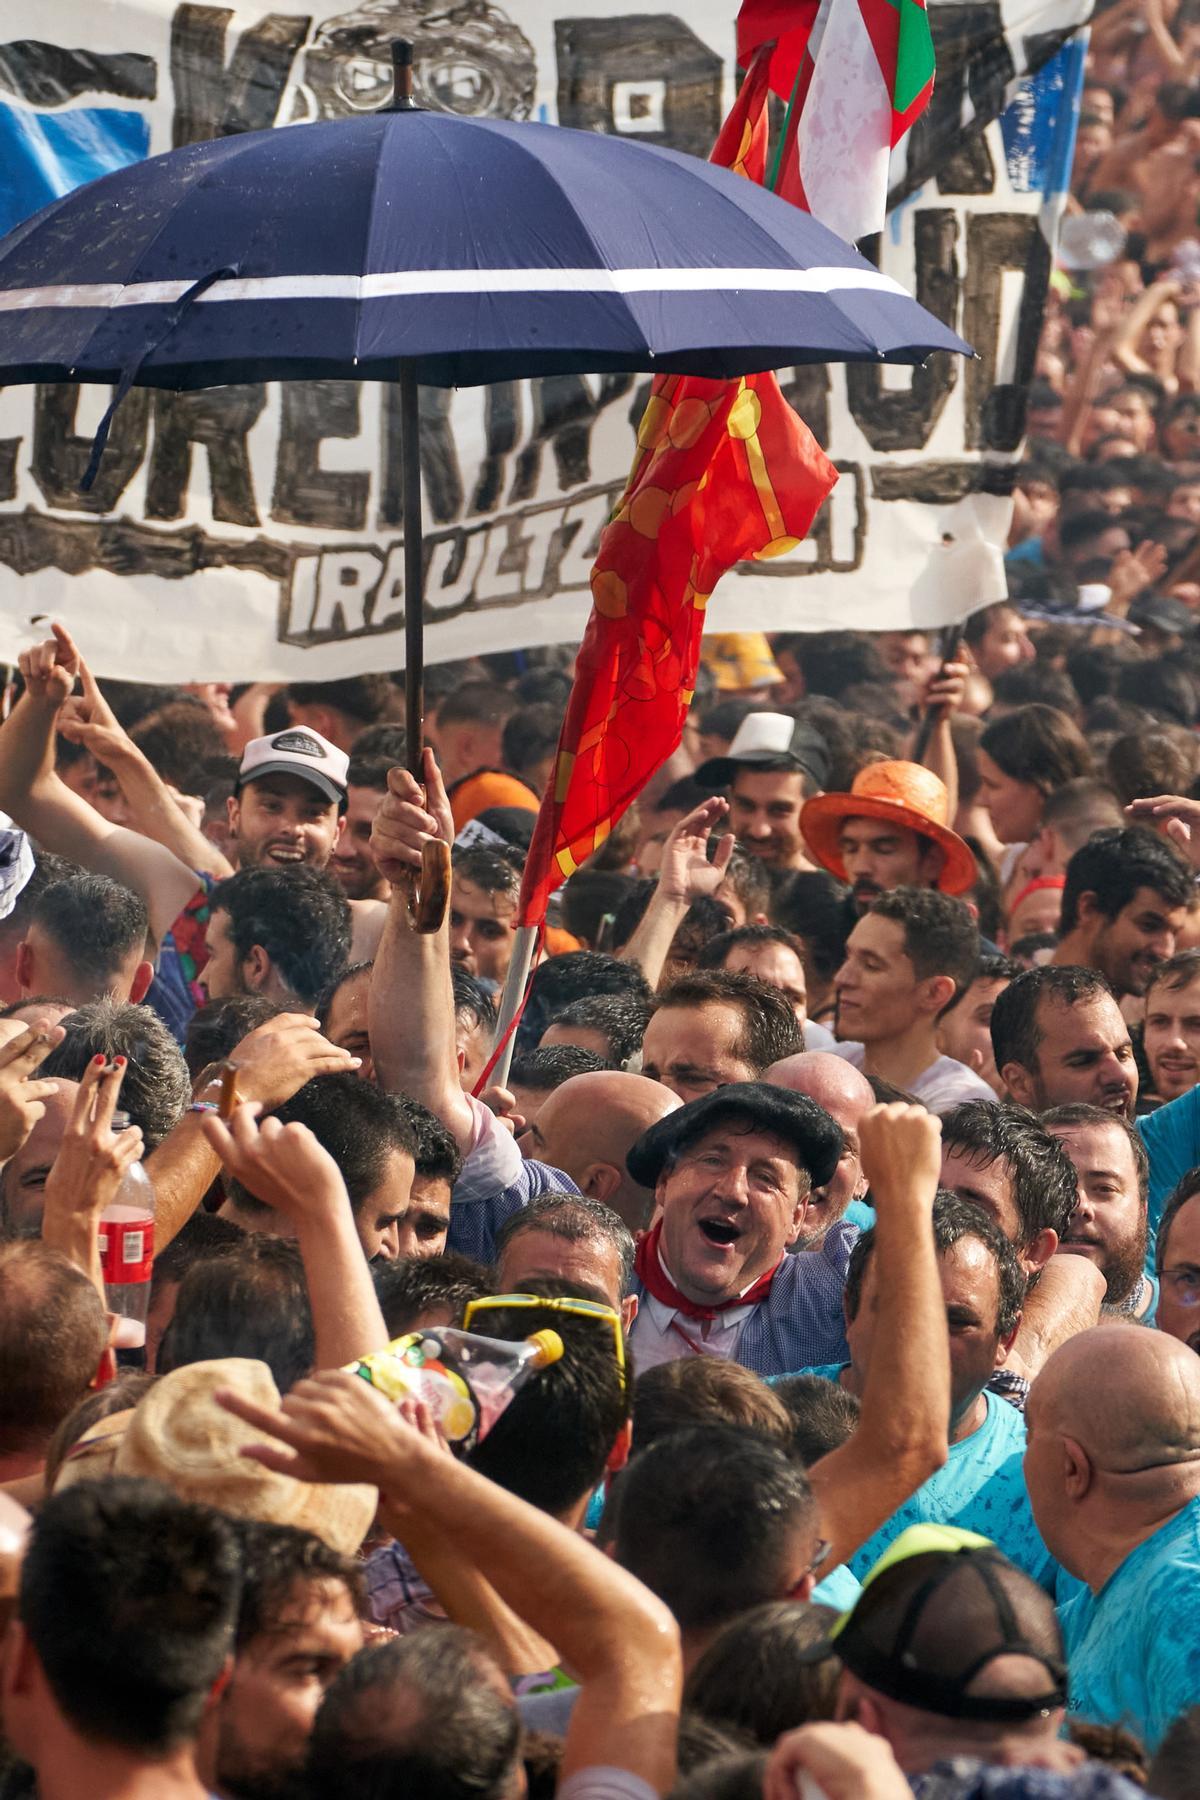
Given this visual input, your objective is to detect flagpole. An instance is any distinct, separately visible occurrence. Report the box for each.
[765,60,805,195]
[490,924,539,1089]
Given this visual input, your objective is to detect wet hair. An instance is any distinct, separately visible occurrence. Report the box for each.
[867,887,980,991]
[772,1373,861,1467]
[846,1194,1025,1339]
[633,1358,794,1452]
[229,1073,417,1229]
[373,1251,491,1337]
[397,1094,463,1187]
[183,993,282,1080]
[466,1278,631,1516]
[0,1242,109,1450]
[305,1629,520,1800]
[232,1517,363,1651]
[20,1480,241,1755]
[990,966,1114,1080]
[508,1043,612,1094]
[28,873,148,995]
[541,992,652,1065]
[42,998,190,1150]
[1059,826,1192,933]
[940,1101,1079,1245]
[212,865,351,1011]
[452,966,498,1039]
[1040,1102,1148,1209]
[496,1193,636,1299]
[517,951,652,1052]
[683,1601,841,1745]
[697,923,806,976]
[938,954,1020,1020]
[315,958,373,1032]
[451,843,522,900]
[979,705,1093,796]
[613,1426,819,1634]
[157,1235,315,1394]
[650,969,805,1074]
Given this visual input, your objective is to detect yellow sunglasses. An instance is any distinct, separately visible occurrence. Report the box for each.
[463,1292,627,1391]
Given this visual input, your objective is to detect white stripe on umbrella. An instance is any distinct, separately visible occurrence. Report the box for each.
[0,264,911,312]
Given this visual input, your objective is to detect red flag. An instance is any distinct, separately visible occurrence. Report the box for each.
[516,51,837,929]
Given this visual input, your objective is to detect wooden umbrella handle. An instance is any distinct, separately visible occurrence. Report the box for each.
[403,838,451,934]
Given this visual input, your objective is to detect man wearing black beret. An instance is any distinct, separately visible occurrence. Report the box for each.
[626,1081,856,1375]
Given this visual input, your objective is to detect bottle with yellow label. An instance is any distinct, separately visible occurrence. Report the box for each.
[345,1325,563,1456]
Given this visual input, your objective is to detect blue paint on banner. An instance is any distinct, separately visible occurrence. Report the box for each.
[0,101,150,236]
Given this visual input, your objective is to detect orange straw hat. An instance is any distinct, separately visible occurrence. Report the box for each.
[800,761,977,896]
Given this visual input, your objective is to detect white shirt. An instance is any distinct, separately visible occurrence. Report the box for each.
[831,1042,996,1111]
[630,1290,756,1370]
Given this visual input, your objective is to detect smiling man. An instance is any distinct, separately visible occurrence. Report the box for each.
[228,730,348,872]
[1042,1102,1154,1320]
[694,712,828,872]
[1144,949,1200,1103]
[623,1082,852,1375]
[1050,827,1192,1000]
[832,888,995,1108]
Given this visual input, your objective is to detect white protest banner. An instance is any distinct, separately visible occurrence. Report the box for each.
[0,0,1090,680]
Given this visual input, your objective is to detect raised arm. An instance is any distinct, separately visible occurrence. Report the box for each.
[200,1101,387,1370]
[221,1372,682,1794]
[806,1103,949,1572]
[619,797,734,988]
[368,751,474,1151]
[0,628,202,943]
[56,653,233,882]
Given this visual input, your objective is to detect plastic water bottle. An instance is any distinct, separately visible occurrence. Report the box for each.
[98,1112,155,1353]
[346,1325,564,1456]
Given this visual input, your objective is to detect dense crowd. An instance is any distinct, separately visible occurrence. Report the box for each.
[12,11,1200,1800]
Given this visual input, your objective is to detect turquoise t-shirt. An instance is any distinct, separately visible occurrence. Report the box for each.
[791,1367,1056,1590]
[1137,1086,1200,1271]
[812,1560,862,1612]
[1059,1493,1200,1752]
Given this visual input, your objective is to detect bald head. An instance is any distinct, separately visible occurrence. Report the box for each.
[768,1052,874,1243]
[521,1070,680,1232]
[1035,1325,1200,1471]
[768,1051,875,1132]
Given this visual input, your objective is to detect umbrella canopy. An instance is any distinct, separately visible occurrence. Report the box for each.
[0,108,969,391]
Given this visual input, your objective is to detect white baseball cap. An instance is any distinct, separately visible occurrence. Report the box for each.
[237,728,349,805]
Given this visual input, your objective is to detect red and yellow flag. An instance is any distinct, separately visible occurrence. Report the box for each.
[517,51,837,927]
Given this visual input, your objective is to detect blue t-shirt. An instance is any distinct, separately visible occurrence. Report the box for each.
[793,1367,1056,1590]
[1137,1086,1200,1271]
[1059,1493,1200,1752]
[811,1559,861,1612]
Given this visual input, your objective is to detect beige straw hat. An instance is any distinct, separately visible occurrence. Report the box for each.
[114,1359,377,1555]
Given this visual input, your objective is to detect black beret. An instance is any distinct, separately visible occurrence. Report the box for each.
[626,1082,844,1189]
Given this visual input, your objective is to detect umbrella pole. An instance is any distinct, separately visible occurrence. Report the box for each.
[399,359,452,930]
[401,360,424,778]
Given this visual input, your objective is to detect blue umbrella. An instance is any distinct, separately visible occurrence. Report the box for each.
[0,45,971,921]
